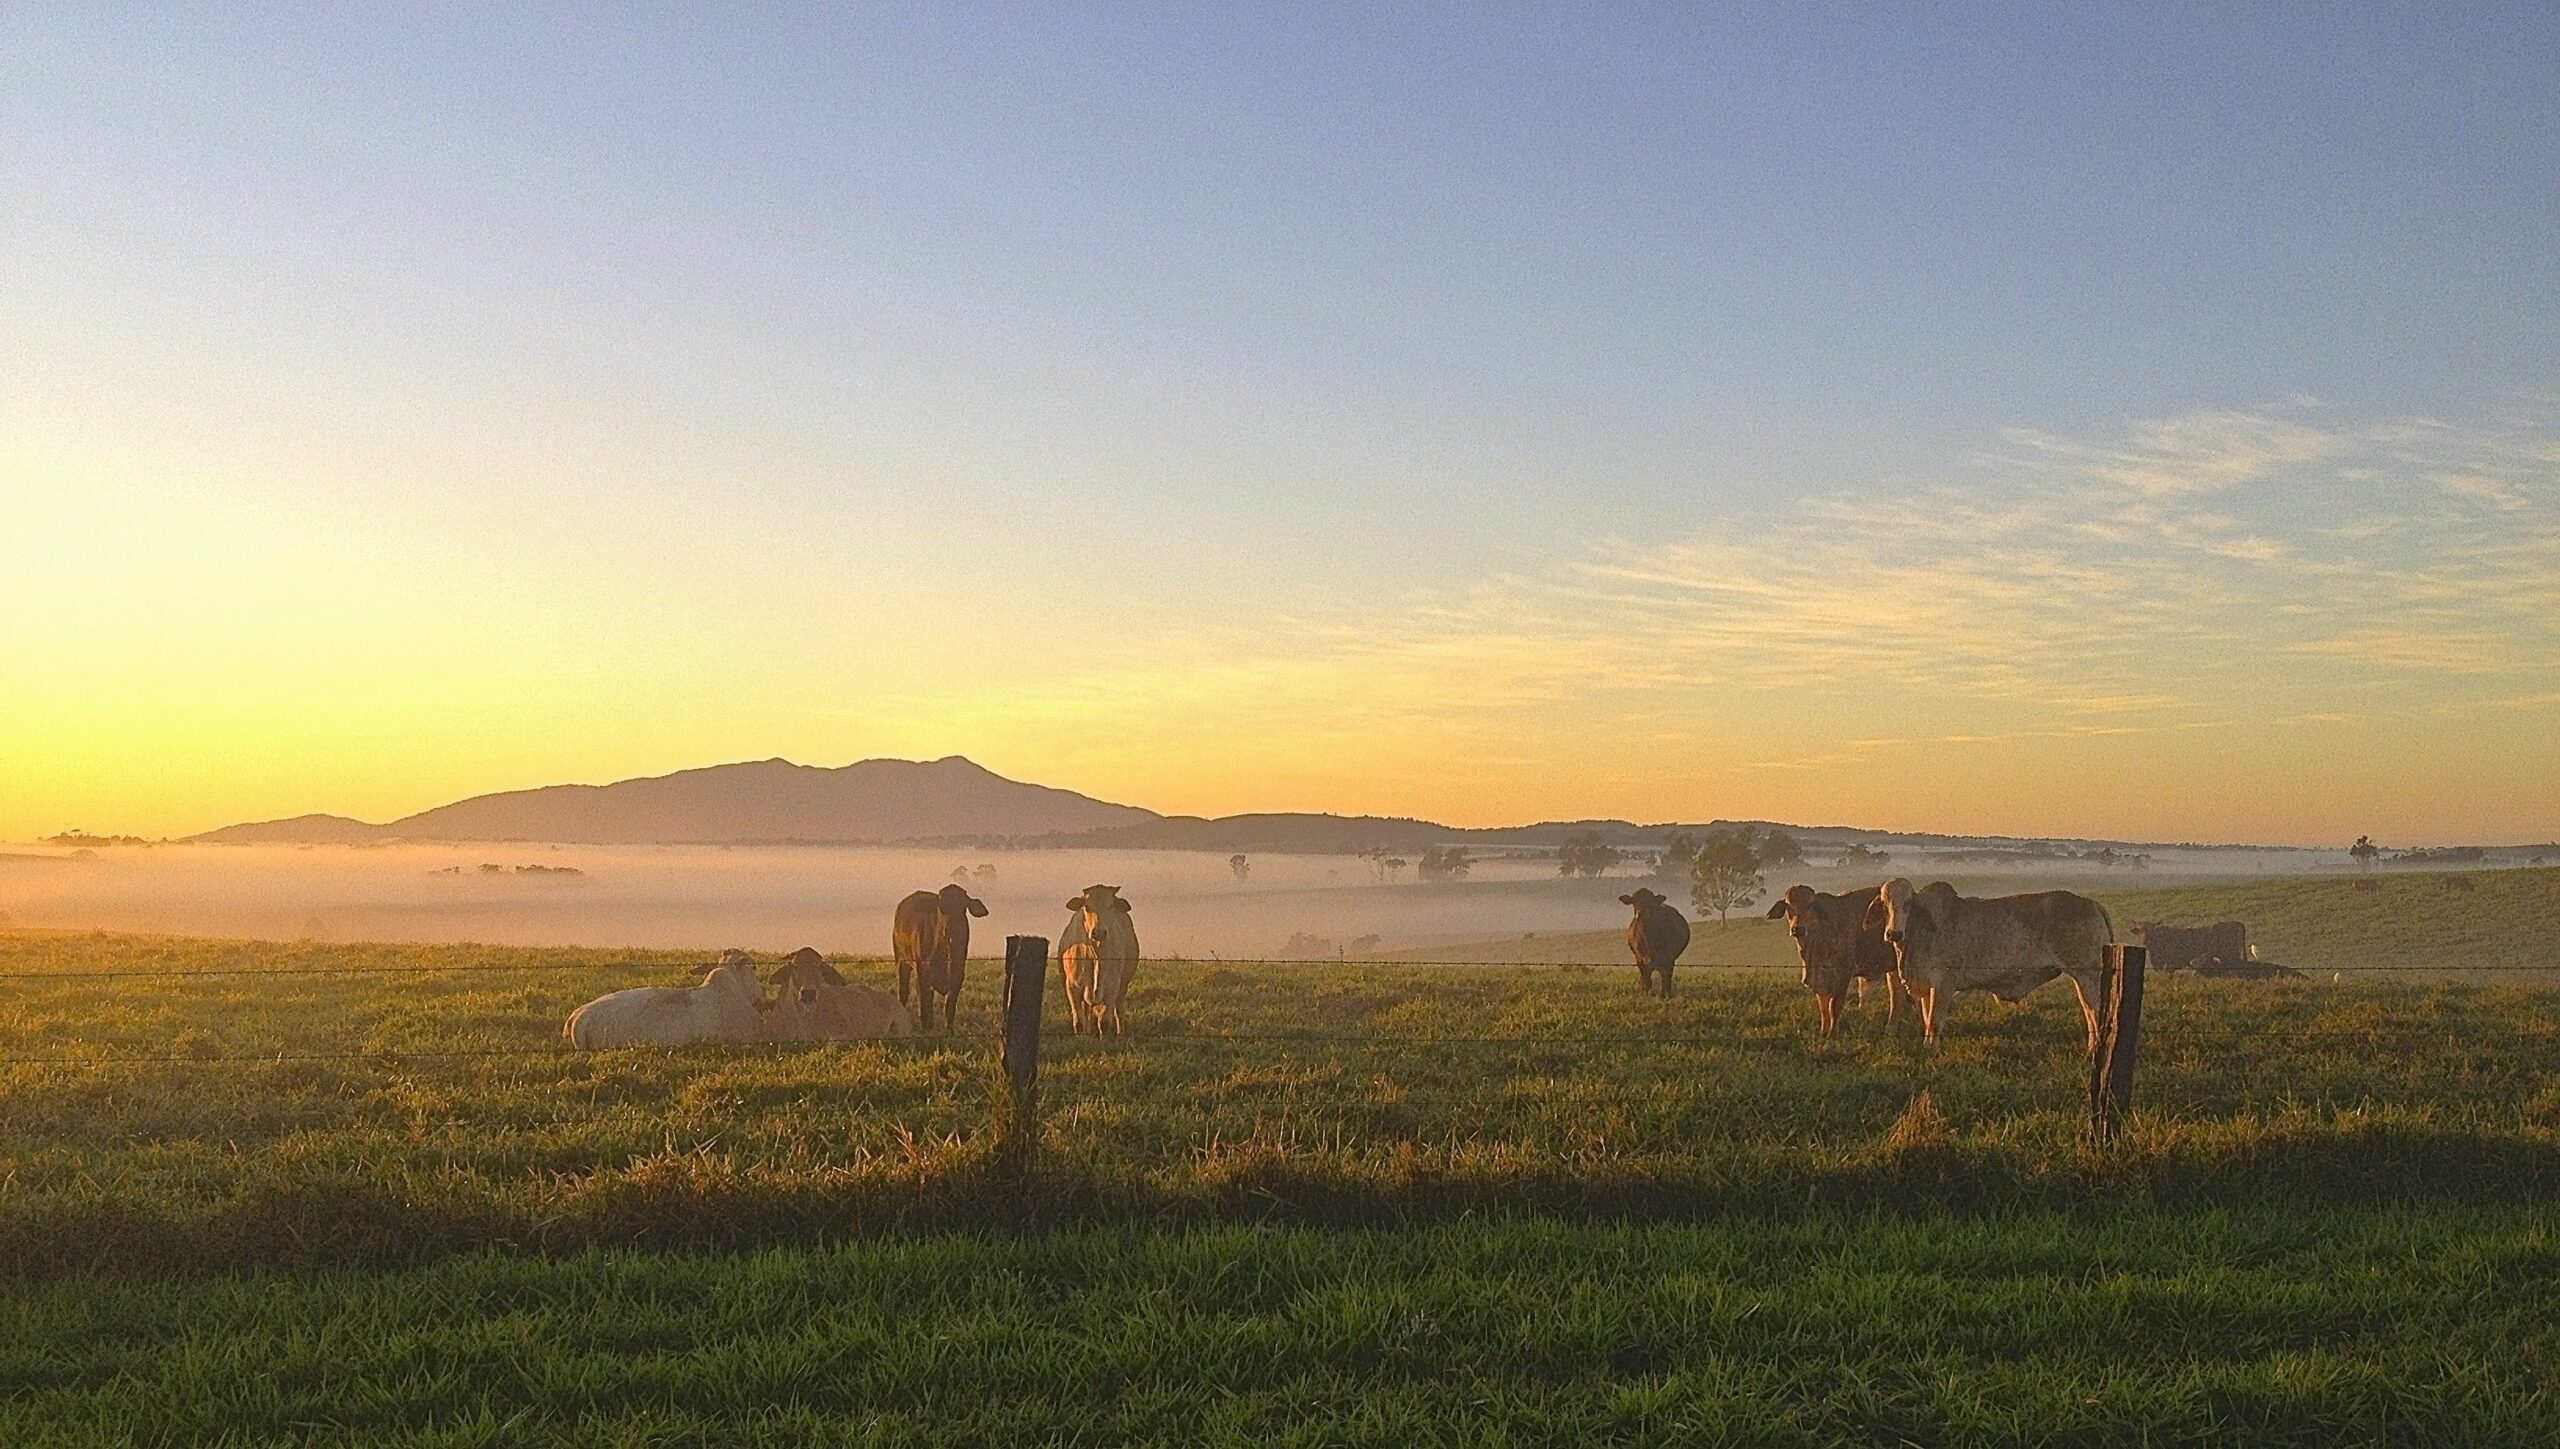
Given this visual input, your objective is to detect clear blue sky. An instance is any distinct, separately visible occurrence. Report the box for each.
[6,6,2557,842]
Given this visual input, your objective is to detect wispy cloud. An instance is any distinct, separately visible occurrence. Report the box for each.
[875,401,2560,834]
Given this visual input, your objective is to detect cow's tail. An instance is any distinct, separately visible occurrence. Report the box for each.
[2097,901,2116,946]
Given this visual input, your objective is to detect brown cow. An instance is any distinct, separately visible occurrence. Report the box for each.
[1865,878,2112,1050]
[893,884,987,1030]
[1765,884,1902,1035]
[1618,888,1691,997]
[769,947,917,1041]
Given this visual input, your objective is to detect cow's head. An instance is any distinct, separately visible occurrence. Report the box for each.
[701,959,765,1000]
[1763,884,1823,942]
[1618,888,1665,911]
[1066,884,1131,933]
[939,883,989,918]
[1863,878,1962,957]
[770,946,846,1004]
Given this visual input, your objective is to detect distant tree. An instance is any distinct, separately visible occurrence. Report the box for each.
[1347,933,1382,957]
[974,863,997,883]
[1383,857,1410,884]
[1838,842,1891,870]
[952,866,973,882]
[1690,829,1765,921]
[1760,829,1805,871]
[2350,836,2381,873]
[1658,832,1700,879]
[1230,853,1251,885]
[1557,830,1624,879]
[1418,844,1473,881]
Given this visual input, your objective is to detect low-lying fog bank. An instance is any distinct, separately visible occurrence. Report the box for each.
[0,840,2409,957]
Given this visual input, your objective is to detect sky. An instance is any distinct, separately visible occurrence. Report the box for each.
[4,6,2557,846]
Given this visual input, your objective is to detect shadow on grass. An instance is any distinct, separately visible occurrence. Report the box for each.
[12,1118,2557,1282]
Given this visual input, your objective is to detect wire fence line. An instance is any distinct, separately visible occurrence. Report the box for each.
[4,953,2557,982]
[2,1020,2555,1071]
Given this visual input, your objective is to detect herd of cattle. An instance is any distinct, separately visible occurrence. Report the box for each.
[563,873,2266,1052]
[563,882,1137,1049]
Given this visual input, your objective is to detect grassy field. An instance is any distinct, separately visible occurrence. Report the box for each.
[1387,865,2560,971]
[3,872,2556,1441]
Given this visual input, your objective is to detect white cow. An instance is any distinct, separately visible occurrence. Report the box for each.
[766,947,919,1041]
[564,953,769,1049]
[1058,884,1139,1035]
[1864,878,2112,1050]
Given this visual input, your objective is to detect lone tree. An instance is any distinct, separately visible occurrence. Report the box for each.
[1230,853,1251,885]
[1418,844,1473,881]
[1657,831,1700,879]
[1760,829,1805,872]
[2350,836,2380,873]
[1557,831,1623,878]
[1690,828,1765,921]
[1838,841,1892,870]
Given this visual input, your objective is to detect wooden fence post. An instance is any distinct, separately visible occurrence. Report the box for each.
[2086,943,2146,1149]
[998,934,1048,1158]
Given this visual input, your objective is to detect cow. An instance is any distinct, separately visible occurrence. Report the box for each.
[1617,888,1691,997]
[894,884,987,1031]
[1765,883,1902,1035]
[2137,920,2250,972]
[768,947,918,1041]
[564,952,768,1049]
[1864,878,2112,1050]
[1059,884,1139,1035]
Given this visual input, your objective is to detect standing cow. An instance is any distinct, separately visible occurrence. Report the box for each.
[1618,888,1691,997]
[1059,884,1140,1035]
[1864,878,2112,1050]
[894,883,987,1031]
[1765,884,1902,1035]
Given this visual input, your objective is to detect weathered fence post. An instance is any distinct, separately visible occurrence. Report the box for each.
[998,934,1048,1160]
[2085,943,2146,1148]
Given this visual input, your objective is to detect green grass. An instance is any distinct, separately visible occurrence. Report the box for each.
[3,1209,2555,1445]
[1388,866,2560,972]
[4,887,2557,1443]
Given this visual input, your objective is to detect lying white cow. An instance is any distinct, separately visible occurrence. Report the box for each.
[1059,884,1139,1035]
[1864,878,2112,1050]
[564,952,768,1049]
[766,947,918,1041]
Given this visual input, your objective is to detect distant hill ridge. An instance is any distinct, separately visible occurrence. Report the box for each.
[189,756,1156,846]
[183,754,2317,853]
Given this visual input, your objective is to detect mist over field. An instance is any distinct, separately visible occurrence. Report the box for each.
[0,839,2373,957]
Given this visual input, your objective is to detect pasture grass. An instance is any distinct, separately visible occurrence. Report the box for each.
[2,910,2556,1280]
[4,1207,2556,1445]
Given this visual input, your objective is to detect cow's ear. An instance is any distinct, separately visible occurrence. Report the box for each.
[1619,893,1636,905]
[1066,895,1085,910]
[1861,896,1886,930]
[1112,898,1131,913]
[820,960,847,986]
[1764,899,1789,919]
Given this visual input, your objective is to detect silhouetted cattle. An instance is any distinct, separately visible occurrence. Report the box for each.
[1618,888,1691,997]
[1766,883,1901,1034]
[894,884,987,1031]
[1866,879,2111,1050]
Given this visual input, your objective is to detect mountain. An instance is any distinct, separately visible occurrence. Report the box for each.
[188,756,1158,845]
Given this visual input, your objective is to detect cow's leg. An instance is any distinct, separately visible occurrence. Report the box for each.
[1659,964,1674,998]
[1816,992,1839,1036]
[1886,972,1904,1022]
[897,958,913,1008]
[2066,971,2102,1054]
[1917,983,1940,1046]
[1636,964,1654,995]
